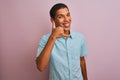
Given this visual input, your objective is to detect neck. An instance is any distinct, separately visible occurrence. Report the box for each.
[64,30,70,38]
[64,30,70,35]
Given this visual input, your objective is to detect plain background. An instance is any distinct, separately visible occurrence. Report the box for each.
[0,0,120,80]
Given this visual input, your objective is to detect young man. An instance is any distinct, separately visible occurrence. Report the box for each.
[36,3,88,80]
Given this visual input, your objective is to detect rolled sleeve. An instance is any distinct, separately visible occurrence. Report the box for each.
[36,36,47,57]
[80,36,88,57]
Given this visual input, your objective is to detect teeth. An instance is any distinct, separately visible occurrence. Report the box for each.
[64,23,69,26]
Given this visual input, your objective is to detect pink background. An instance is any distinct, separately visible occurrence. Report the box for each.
[0,0,120,80]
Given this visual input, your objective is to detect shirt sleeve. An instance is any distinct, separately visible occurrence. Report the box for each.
[36,36,47,58]
[80,35,88,57]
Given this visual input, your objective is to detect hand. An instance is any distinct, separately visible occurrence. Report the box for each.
[51,19,69,38]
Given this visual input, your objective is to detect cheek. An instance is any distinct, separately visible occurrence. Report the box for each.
[58,19,64,23]
[56,19,64,25]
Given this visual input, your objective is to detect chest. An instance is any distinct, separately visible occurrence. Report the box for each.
[50,38,83,62]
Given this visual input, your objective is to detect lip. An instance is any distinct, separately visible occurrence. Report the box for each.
[63,23,70,28]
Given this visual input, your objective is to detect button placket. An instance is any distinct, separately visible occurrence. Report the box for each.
[66,38,73,80]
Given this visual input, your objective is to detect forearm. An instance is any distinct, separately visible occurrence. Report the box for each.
[80,57,88,80]
[36,34,56,71]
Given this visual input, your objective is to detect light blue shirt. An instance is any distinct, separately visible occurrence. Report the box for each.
[36,31,88,80]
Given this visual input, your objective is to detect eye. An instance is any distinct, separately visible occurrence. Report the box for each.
[58,15,63,19]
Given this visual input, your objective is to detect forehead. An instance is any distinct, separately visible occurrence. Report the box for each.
[56,8,70,16]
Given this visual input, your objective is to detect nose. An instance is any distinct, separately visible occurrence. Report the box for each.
[64,16,69,22]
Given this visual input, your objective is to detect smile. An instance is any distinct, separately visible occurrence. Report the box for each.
[63,23,70,27]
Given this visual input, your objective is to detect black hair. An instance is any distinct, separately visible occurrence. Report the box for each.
[50,3,69,19]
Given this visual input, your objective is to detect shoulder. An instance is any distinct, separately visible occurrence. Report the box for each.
[42,33,51,38]
[71,31,87,45]
[40,33,51,41]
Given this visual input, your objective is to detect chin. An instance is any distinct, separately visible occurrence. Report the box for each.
[64,27,70,31]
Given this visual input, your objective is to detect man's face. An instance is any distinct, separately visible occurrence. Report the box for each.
[54,8,71,31]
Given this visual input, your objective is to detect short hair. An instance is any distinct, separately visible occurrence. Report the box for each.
[50,3,69,19]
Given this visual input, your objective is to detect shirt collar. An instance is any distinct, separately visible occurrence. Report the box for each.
[69,30,75,39]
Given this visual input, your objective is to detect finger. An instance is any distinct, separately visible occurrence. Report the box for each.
[51,18,56,29]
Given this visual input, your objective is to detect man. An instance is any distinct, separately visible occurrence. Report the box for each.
[36,3,88,80]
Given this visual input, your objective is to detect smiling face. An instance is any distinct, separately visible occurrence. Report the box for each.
[53,8,71,31]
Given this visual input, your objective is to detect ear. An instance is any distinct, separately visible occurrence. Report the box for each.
[50,18,55,23]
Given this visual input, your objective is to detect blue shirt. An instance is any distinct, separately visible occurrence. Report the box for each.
[36,31,88,80]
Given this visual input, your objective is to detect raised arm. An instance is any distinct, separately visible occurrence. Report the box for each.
[36,19,68,72]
